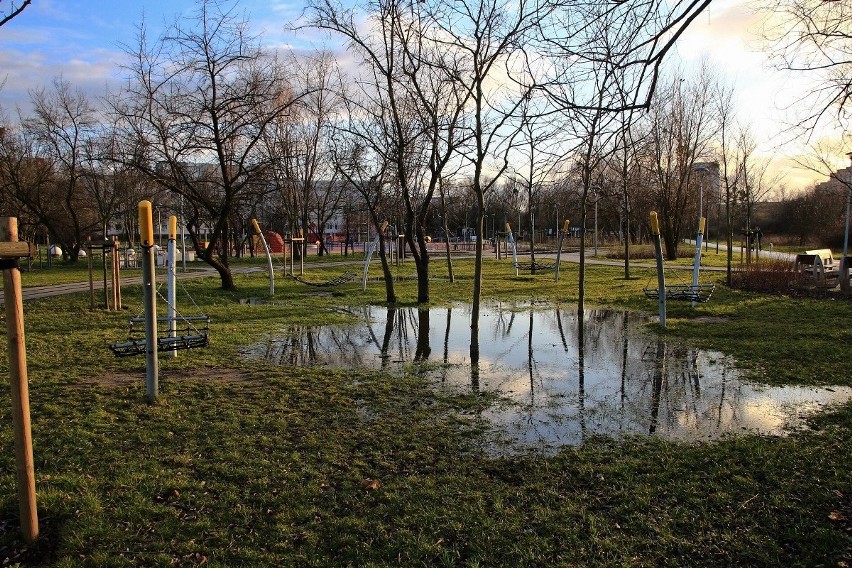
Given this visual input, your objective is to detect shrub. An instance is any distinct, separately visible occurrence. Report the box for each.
[730,258,795,294]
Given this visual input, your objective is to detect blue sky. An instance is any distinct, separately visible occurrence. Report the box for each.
[0,0,842,188]
[0,1,313,110]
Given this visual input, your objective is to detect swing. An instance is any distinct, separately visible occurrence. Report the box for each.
[108,280,210,357]
[643,282,715,303]
[642,264,715,303]
[290,270,358,287]
[513,260,558,272]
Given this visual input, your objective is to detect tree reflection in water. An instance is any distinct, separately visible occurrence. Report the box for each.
[241,302,852,452]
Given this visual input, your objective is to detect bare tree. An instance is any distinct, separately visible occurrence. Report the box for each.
[761,0,852,133]
[641,65,718,260]
[422,0,542,360]
[330,102,398,303]
[263,51,343,259]
[0,0,30,28]
[512,92,561,272]
[735,127,779,240]
[0,121,58,238]
[714,78,741,285]
[112,1,300,289]
[305,0,470,304]
[24,78,101,260]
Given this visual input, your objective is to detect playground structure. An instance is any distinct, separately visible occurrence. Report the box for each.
[109,207,209,401]
[251,219,358,291]
[362,221,388,290]
[504,220,570,281]
[644,213,715,327]
[83,237,122,310]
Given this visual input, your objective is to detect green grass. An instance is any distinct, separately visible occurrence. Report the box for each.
[0,257,850,566]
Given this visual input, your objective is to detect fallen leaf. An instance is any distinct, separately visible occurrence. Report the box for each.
[361,478,381,491]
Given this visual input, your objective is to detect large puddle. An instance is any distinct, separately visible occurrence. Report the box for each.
[241,302,852,452]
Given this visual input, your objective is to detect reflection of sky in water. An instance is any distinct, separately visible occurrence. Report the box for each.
[241,303,852,453]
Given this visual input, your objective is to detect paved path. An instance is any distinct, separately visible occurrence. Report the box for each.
[1,242,798,305]
[0,266,265,304]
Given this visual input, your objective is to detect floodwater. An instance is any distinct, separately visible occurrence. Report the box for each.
[241,302,852,453]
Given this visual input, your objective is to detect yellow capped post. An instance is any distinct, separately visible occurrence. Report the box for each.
[561,219,570,233]
[138,200,154,247]
[169,215,177,240]
[649,211,660,236]
[506,223,511,233]
[251,219,262,235]
[698,217,706,234]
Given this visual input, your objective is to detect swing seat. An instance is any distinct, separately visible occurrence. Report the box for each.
[643,283,715,303]
[291,270,357,287]
[108,316,210,357]
[513,261,557,272]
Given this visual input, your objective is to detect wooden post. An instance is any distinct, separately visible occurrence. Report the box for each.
[101,241,110,310]
[299,229,305,275]
[0,217,39,543]
[86,244,95,309]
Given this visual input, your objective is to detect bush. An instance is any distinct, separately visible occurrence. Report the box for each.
[608,244,657,260]
[730,258,795,294]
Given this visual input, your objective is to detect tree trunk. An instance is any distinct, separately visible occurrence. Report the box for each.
[377,233,397,304]
[441,192,455,283]
[470,204,485,363]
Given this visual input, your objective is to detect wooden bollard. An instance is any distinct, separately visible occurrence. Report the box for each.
[0,217,39,543]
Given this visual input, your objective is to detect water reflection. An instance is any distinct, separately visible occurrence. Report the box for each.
[241,303,852,452]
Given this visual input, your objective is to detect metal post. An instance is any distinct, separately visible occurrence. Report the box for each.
[252,219,274,296]
[112,237,122,310]
[167,215,178,359]
[691,217,705,309]
[180,196,187,273]
[650,212,666,328]
[507,223,518,276]
[0,217,39,543]
[139,201,159,402]
[554,219,570,282]
[101,242,110,310]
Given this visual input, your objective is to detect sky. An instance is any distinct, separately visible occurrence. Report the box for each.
[0,0,844,191]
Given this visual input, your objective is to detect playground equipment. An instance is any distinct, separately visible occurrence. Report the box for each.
[362,221,388,290]
[1,217,39,543]
[83,237,122,310]
[109,207,209,400]
[643,215,714,307]
[293,270,358,287]
[251,219,275,296]
[252,219,356,289]
[643,213,715,327]
[505,221,570,281]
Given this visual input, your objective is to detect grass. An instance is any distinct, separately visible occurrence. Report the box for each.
[0,257,850,566]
